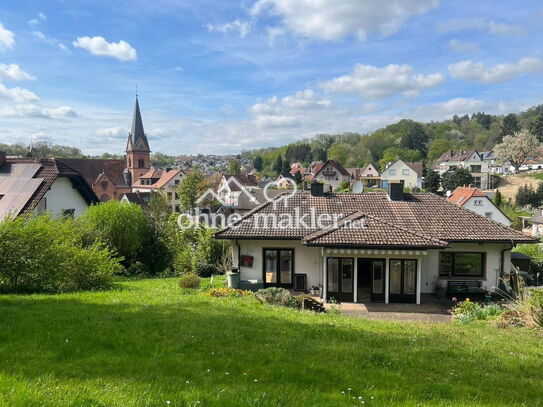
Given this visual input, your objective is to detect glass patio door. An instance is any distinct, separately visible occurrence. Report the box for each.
[263,249,294,288]
[389,259,417,303]
[327,257,354,302]
[370,260,385,302]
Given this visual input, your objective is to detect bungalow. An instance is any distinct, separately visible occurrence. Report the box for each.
[0,152,99,221]
[447,187,510,226]
[380,160,423,189]
[215,182,533,304]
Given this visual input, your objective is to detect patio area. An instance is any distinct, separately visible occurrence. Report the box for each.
[324,294,452,323]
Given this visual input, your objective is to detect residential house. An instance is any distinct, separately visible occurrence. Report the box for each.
[215,182,533,304]
[218,188,287,215]
[447,187,510,226]
[433,150,492,189]
[313,160,350,191]
[521,206,543,237]
[0,152,99,221]
[380,160,423,189]
[348,163,380,187]
[217,174,259,206]
[132,168,185,212]
[275,173,296,189]
[120,191,151,206]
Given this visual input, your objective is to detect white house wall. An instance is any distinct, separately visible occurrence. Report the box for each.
[231,239,511,300]
[35,177,89,217]
[233,239,323,288]
[462,197,511,226]
[380,161,420,188]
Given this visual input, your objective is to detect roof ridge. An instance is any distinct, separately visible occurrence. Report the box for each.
[303,211,365,243]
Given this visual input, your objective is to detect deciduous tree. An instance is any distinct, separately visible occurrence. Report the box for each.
[493,130,540,171]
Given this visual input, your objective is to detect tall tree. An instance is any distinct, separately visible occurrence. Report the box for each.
[272,155,283,174]
[442,168,473,192]
[399,121,429,156]
[499,113,521,142]
[253,155,263,172]
[424,170,441,194]
[228,159,241,175]
[531,112,543,142]
[177,170,206,212]
[493,130,540,171]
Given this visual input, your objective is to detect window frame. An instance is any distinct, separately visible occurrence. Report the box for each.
[262,248,295,288]
[439,252,486,278]
[402,169,410,176]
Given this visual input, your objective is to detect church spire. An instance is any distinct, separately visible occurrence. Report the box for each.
[126,95,150,152]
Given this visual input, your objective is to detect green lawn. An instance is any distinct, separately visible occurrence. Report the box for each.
[525,173,543,181]
[0,278,542,407]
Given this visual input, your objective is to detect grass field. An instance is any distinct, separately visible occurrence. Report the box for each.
[0,278,542,407]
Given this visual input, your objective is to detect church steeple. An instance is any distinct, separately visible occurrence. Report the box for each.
[126,95,151,186]
[126,96,150,152]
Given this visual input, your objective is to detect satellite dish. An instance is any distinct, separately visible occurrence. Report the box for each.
[352,181,364,194]
[446,190,452,197]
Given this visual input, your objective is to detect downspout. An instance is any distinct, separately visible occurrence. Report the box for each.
[234,240,241,272]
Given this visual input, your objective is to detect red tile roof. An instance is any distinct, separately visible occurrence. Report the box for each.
[447,187,487,207]
[59,158,128,187]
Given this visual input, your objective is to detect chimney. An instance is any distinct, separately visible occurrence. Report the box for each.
[0,151,6,167]
[310,181,324,197]
[388,180,404,201]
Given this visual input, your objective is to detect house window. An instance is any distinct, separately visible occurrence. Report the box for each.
[263,248,294,287]
[402,169,410,175]
[62,208,75,217]
[439,252,485,277]
[175,204,180,212]
[138,158,145,168]
[389,169,396,176]
[474,199,483,206]
[175,180,180,185]
[485,212,493,219]
[470,165,482,173]
[473,177,481,188]
[167,192,173,201]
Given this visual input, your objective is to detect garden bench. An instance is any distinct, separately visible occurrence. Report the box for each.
[446,280,486,297]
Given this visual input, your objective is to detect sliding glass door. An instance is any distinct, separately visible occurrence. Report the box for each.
[389,259,417,303]
[263,249,294,288]
[327,257,354,302]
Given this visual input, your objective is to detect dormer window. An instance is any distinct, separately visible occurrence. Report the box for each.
[474,199,483,206]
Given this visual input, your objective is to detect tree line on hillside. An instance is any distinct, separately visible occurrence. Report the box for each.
[243,105,543,177]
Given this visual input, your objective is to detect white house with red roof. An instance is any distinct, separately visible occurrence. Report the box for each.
[132,167,185,212]
[447,187,510,226]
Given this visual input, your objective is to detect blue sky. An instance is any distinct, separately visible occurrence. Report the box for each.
[1,0,543,155]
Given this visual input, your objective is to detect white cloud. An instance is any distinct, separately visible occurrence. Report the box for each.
[28,18,39,25]
[72,36,137,61]
[448,56,543,84]
[250,89,332,128]
[207,20,252,38]
[438,18,525,36]
[265,26,285,45]
[39,12,47,21]
[96,126,126,138]
[33,31,68,51]
[0,64,35,81]
[0,23,15,51]
[320,63,444,99]
[0,83,39,102]
[0,104,77,119]
[448,39,478,54]
[250,0,440,41]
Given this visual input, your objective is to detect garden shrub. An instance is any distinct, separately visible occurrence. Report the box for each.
[255,287,299,308]
[178,274,201,289]
[80,200,147,267]
[451,298,503,323]
[0,215,120,293]
[206,287,252,297]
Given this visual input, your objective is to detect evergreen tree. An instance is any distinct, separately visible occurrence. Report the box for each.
[272,155,283,174]
[424,170,441,194]
[531,112,543,142]
[499,113,520,142]
[228,159,241,175]
[281,157,291,173]
[515,184,539,207]
[494,189,502,208]
[253,155,263,172]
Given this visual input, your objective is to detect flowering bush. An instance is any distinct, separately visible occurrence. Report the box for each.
[255,287,299,308]
[451,298,503,323]
[206,287,252,298]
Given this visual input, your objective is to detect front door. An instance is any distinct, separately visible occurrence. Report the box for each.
[389,259,417,303]
[357,259,385,302]
[327,257,354,302]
